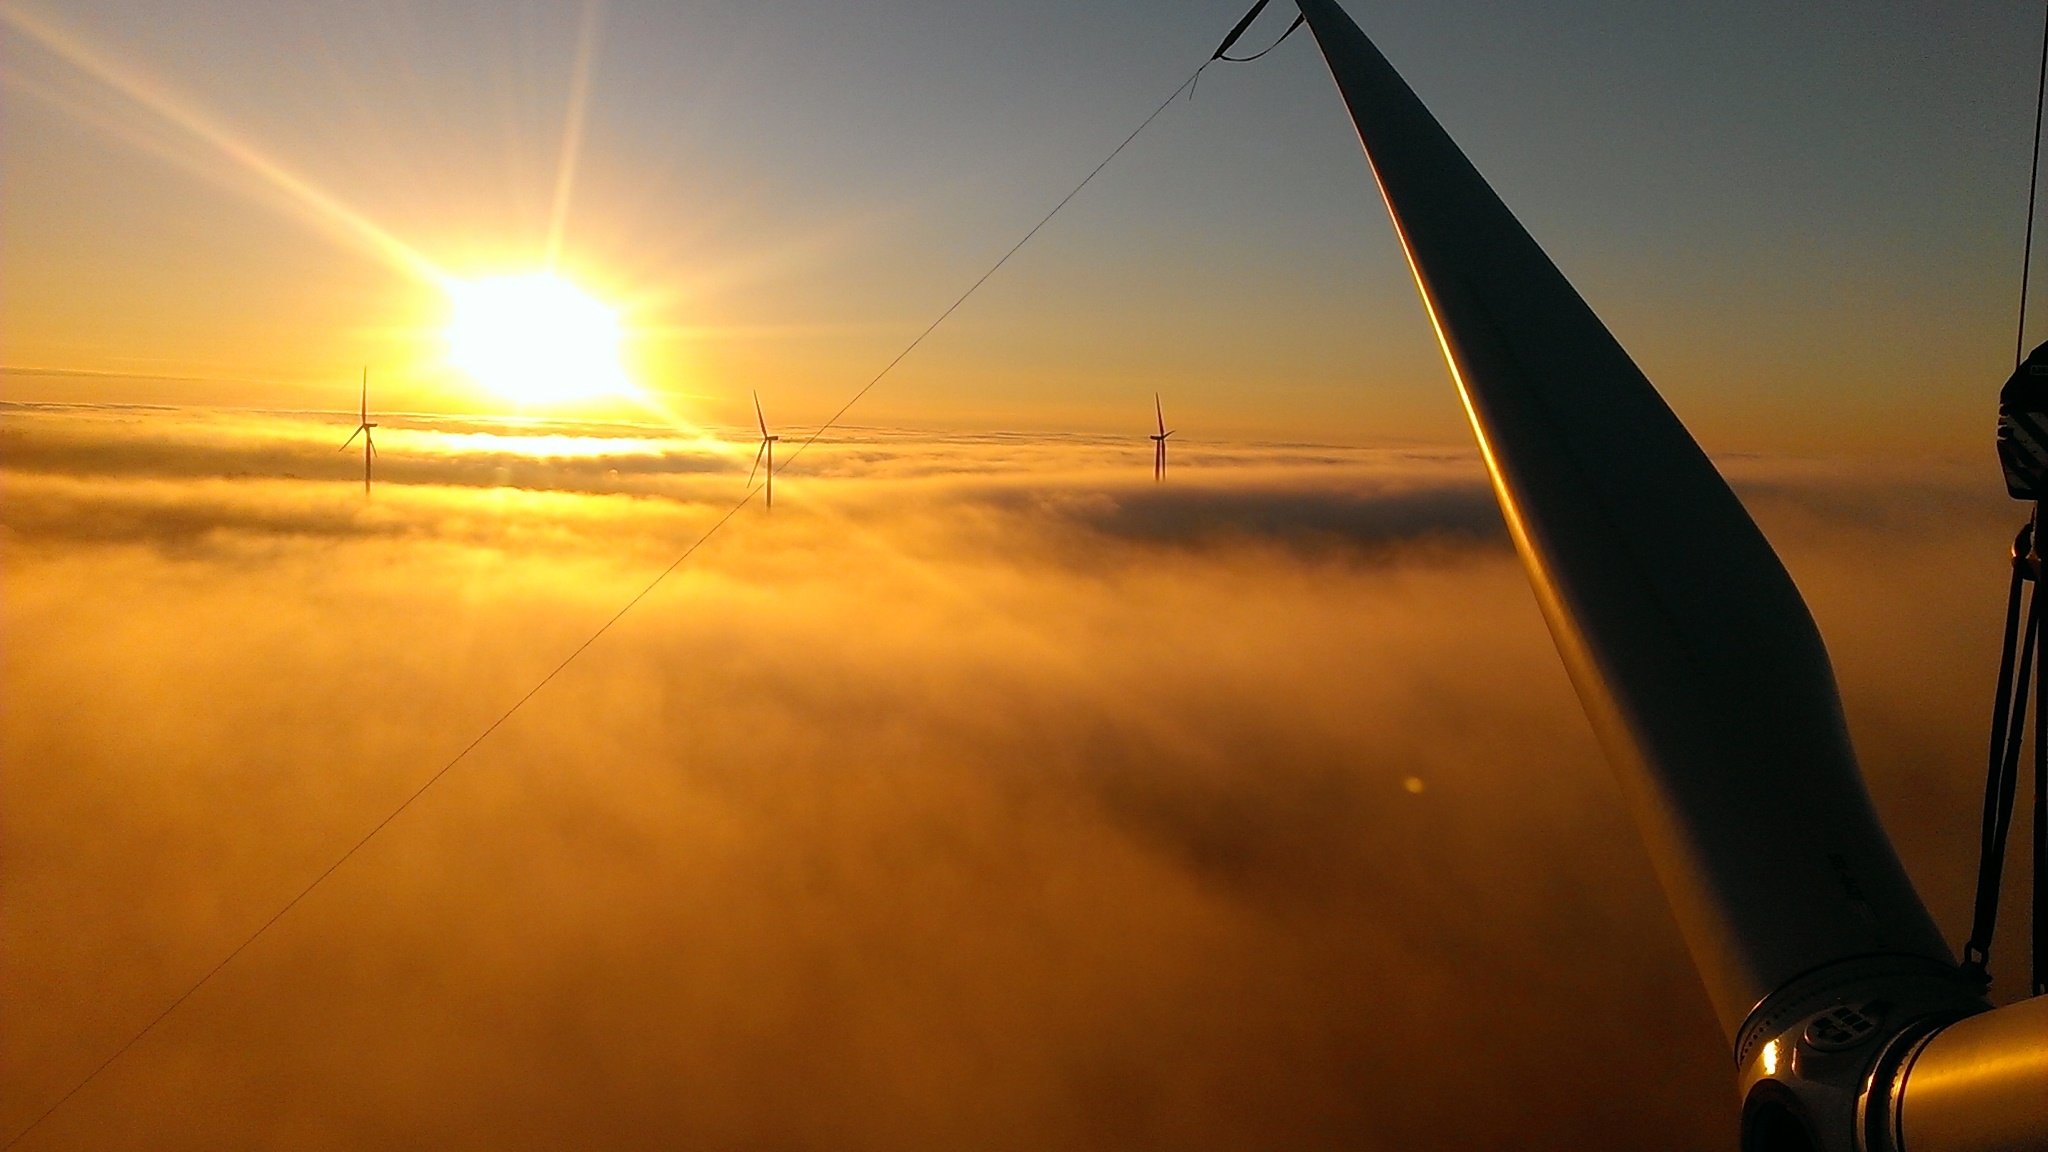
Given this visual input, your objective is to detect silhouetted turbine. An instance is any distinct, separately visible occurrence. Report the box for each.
[749,390,779,509]
[1149,393,1174,481]
[338,367,377,496]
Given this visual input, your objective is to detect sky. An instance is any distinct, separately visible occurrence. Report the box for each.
[4,0,2046,453]
[4,2,2048,1148]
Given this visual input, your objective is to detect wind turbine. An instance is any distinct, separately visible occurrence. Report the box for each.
[339,367,377,496]
[749,391,779,509]
[1287,1,2044,1147]
[1149,394,1173,481]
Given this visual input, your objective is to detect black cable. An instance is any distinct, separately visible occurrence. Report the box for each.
[1965,521,2040,987]
[1997,576,2039,922]
[1218,14,1304,63]
[1970,0,2048,979]
[0,492,757,1152]
[2035,579,2047,996]
[2,46,1247,1152]
[1211,0,1274,59]
[780,63,1209,475]
[1979,0,2048,1003]
[2019,2,2048,372]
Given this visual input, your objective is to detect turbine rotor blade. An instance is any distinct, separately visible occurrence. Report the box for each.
[1294,0,1962,1047]
[753,391,768,438]
[748,439,767,486]
[341,426,363,451]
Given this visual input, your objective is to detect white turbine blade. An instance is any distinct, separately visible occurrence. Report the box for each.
[341,426,363,451]
[754,391,769,438]
[1155,393,1165,435]
[747,439,767,486]
[1295,0,1963,1057]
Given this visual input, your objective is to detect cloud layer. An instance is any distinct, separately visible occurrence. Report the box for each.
[0,406,2028,1150]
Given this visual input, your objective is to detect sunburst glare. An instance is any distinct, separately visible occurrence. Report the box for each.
[447,273,633,404]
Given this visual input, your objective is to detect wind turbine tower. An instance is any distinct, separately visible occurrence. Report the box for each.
[1150,394,1174,481]
[750,391,779,509]
[340,367,377,496]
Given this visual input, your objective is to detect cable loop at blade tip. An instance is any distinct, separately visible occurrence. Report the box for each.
[1216,15,1303,63]
[1211,0,1272,58]
[1210,0,1302,64]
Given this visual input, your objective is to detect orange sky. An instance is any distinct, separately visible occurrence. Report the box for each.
[5,1,2043,458]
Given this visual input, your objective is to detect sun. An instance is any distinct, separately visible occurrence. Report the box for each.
[446,273,633,403]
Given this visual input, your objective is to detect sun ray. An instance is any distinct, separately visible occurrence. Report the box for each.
[6,1,809,456]
[1,4,449,288]
[545,0,605,273]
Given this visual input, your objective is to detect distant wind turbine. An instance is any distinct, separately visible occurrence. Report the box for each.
[1149,394,1174,481]
[339,367,377,496]
[749,391,779,509]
